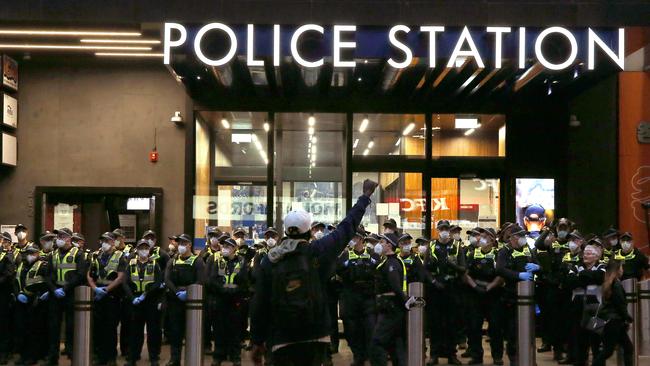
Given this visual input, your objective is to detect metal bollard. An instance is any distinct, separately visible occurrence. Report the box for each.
[618,278,638,366]
[407,282,426,366]
[72,286,92,366]
[185,284,204,366]
[639,280,650,356]
[517,281,536,366]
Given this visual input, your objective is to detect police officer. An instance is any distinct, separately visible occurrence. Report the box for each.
[337,228,379,366]
[0,231,16,364]
[496,222,514,249]
[124,239,163,366]
[233,227,255,263]
[415,237,430,260]
[200,227,223,354]
[496,224,539,366]
[464,228,504,365]
[615,232,649,280]
[110,228,133,358]
[14,244,54,365]
[206,237,250,366]
[317,222,342,361]
[201,227,223,260]
[39,231,56,257]
[397,233,428,284]
[164,234,206,366]
[143,230,171,273]
[370,233,414,366]
[49,227,87,365]
[88,231,127,366]
[382,218,399,236]
[427,220,465,365]
[167,235,178,258]
[556,229,584,364]
[14,224,32,262]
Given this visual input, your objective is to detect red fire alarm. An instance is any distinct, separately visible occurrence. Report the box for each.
[150,150,159,163]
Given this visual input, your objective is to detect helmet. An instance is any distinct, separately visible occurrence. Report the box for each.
[283,210,312,236]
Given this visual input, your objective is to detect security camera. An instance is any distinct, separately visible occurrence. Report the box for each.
[171,111,184,125]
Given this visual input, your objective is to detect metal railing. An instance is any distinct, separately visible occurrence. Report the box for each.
[72,286,92,366]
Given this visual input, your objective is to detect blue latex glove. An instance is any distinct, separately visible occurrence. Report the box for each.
[137,293,146,302]
[525,263,541,272]
[17,294,28,304]
[39,292,50,301]
[343,260,350,267]
[518,272,534,281]
[54,288,66,298]
[159,282,166,289]
[94,287,107,301]
[132,297,142,305]
[176,290,187,302]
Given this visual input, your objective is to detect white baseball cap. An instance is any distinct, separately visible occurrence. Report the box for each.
[284,209,312,235]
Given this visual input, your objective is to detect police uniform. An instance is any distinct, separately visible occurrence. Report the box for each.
[89,242,127,365]
[465,245,504,364]
[0,242,16,364]
[337,244,379,366]
[14,245,55,364]
[123,241,163,366]
[206,238,250,365]
[495,228,537,365]
[201,231,223,354]
[615,233,649,281]
[164,234,206,366]
[371,233,408,366]
[48,229,88,364]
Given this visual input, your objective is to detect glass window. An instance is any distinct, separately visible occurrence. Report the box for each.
[274,113,345,229]
[353,172,424,238]
[431,178,500,237]
[352,114,425,156]
[432,114,506,157]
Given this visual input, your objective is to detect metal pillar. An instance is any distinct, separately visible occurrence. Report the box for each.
[407,282,426,366]
[639,280,650,356]
[517,281,536,366]
[185,284,204,366]
[72,286,92,366]
[618,278,638,366]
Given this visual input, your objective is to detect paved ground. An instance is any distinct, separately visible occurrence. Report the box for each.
[3,338,648,365]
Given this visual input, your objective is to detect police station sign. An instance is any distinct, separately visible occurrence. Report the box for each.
[164,24,624,71]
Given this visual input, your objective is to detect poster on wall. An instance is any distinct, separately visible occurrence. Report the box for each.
[515,178,555,237]
[1,132,17,166]
[2,93,17,128]
[118,214,137,243]
[2,55,18,91]
[53,203,74,230]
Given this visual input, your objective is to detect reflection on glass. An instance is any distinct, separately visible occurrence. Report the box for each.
[353,114,425,156]
[353,172,423,238]
[432,114,506,157]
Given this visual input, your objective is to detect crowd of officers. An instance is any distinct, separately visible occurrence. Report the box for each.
[0,207,648,366]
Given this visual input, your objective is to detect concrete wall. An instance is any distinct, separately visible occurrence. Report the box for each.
[0,60,190,242]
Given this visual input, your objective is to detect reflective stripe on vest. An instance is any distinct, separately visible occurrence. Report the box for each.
[53,247,79,286]
[0,252,5,262]
[562,252,580,263]
[377,256,407,293]
[218,258,242,286]
[17,261,45,293]
[348,249,370,261]
[473,247,496,260]
[175,255,197,267]
[511,246,532,258]
[129,258,156,293]
[428,242,438,261]
[150,247,161,261]
[94,250,123,285]
[614,250,635,261]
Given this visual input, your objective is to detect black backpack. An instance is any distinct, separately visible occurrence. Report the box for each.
[270,239,324,332]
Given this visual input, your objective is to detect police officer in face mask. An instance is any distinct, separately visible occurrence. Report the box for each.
[206,238,250,366]
[397,233,429,284]
[600,227,619,265]
[415,237,430,260]
[49,227,88,364]
[382,218,399,236]
[233,228,255,263]
[496,224,539,366]
[14,224,31,255]
[14,244,54,365]
[143,230,171,273]
[0,232,16,365]
[337,228,379,366]
[201,228,223,260]
[200,227,223,354]
[164,234,206,366]
[615,232,649,280]
[39,231,56,257]
[110,228,132,358]
[124,239,163,366]
[88,232,127,366]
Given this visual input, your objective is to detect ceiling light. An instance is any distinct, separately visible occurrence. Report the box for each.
[455,118,479,129]
[402,123,416,136]
[95,52,163,57]
[395,138,401,146]
[263,122,270,132]
[311,137,317,143]
[196,76,201,80]
[81,39,160,44]
[353,138,359,148]
[363,148,370,156]
[0,44,151,51]
[359,117,369,133]
[308,127,314,135]
[0,29,141,36]
[221,118,230,129]
[367,140,374,149]
[308,114,316,126]
[464,128,475,136]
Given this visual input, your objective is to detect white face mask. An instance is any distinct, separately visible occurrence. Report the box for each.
[17,232,27,240]
[621,241,633,252]
[452,233,461,241]
[557,230,568,240]
[147,239,155,247]
[610,239,618,247]
[469,236,478,245]
[568,241,579,252]
[314,231,324,240]
[236,238,245,246]
[383,228,394,234]
[101,242,112,252]
[72,241,80,248]
[373,243,384,255]
[418,245,428,255]
[177,245,188,255]
[439,231,450,240]
[26,254,38,264]
[42,241,54,251]
[517,237,528,247]
[209,237,219,245]
[137,249,149,258]
[479,237,488,247]
[348,240,356,248]
[221,247,233,258]
[56,238,67,248]
[266,238,277,248]
[115,239,121,247]
[401,244,412,253]
[168,244,177,252]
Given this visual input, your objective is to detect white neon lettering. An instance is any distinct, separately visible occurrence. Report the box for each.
[333,25,357,68]
[247,24,264,67]
[291,24,324,68]
[420,26,445,68]
[387,25,413,69]
[487,26,511,69]
[535,27,577,71]
[163,23,187,65]
[588,28,624,70]
[194,23,237,67]
[447,26,485,68]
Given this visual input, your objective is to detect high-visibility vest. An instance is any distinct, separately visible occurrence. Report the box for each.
[129,258,156,293]
[562,252,580,263]
[93,250,123,285]
[614,249,635,261]
[218,257,242,288]
[511,246,532,259]
[377,256,407,293]
[473,247,497,260]
[348,249,371,261]
[53,247,80,286]
[17,261,45,294]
